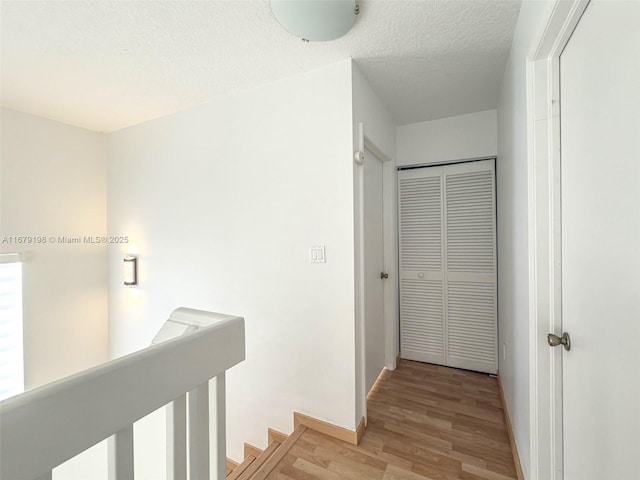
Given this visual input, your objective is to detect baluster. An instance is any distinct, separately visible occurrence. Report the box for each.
[108,424,134,480]
[188,383,209,480]
[167,394,187,480]
[210,373,226,480]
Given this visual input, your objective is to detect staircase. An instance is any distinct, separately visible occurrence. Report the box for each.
[227,426,306,480]
[1,305,361,480]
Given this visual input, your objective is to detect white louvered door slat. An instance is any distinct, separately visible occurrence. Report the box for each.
[398,167,445,365]
[399,159,497,374]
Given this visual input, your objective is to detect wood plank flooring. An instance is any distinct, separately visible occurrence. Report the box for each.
[266,360,518,480]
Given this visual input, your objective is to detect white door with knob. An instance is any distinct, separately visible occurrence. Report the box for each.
[560,1,640,478]
[363,147,386,393]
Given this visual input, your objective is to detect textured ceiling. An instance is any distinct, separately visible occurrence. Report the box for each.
[0,1,521,132]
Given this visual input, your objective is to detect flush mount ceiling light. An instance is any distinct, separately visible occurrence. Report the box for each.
[271,0,358,42]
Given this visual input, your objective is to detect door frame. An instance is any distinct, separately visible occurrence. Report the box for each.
[397,158,498,374]
[526,1,589,478]
[354,123,398,423]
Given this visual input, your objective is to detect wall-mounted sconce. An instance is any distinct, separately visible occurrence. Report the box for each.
[123,255,137,286]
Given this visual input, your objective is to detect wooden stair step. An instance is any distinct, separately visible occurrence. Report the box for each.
[267,428,288,445]
[226,458,240,476]
[248,425,306,480]
[236,440,281,480]
[227,455,256,480]
[243,443,263,459]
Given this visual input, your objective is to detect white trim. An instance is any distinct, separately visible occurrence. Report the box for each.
[364,135,392,163]
[396,155,497,171]
[355,122,367,424]
[0,253,22,264]
[527,1,590,479]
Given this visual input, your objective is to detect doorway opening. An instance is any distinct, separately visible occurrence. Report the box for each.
[354,127,397,425]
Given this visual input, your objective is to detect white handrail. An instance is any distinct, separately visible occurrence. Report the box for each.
[0,310,245,480]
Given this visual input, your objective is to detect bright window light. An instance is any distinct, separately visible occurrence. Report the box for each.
[0,259,24,401]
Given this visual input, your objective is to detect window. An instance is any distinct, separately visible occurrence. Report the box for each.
[0,255,24,401]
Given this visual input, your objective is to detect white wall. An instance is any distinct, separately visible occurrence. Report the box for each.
[351,61,396,424]
[496,1,555,477]
[0,108,109,389]
[106,60,356,463]
[352,62,396,158]
[396,110,497,167]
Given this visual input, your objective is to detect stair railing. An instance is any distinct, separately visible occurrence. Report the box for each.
[0,308,245,480]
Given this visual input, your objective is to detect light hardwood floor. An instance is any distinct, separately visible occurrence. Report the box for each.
[266,359,518,480]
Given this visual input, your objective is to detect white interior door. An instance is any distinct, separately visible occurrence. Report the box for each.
[399,159,497,374]
[363,148,386,393]
[560,1,640,478]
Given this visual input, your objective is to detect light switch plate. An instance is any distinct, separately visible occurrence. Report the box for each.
[310,245,326,264]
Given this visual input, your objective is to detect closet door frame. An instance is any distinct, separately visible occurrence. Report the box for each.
[397,157,497,373]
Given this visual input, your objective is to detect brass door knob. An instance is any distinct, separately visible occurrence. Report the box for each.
[547,332,571,351]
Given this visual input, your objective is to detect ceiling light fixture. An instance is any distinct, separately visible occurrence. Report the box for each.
[270,0,358,42]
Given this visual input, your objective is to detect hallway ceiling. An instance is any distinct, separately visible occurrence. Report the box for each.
[0,1,520,132]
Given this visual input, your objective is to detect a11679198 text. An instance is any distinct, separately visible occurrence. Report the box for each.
[1,235,129,245]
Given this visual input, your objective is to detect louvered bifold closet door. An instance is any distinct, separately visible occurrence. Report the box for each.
[399,159,497,374]
[398,167,445,365]
[444,159,497,374]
